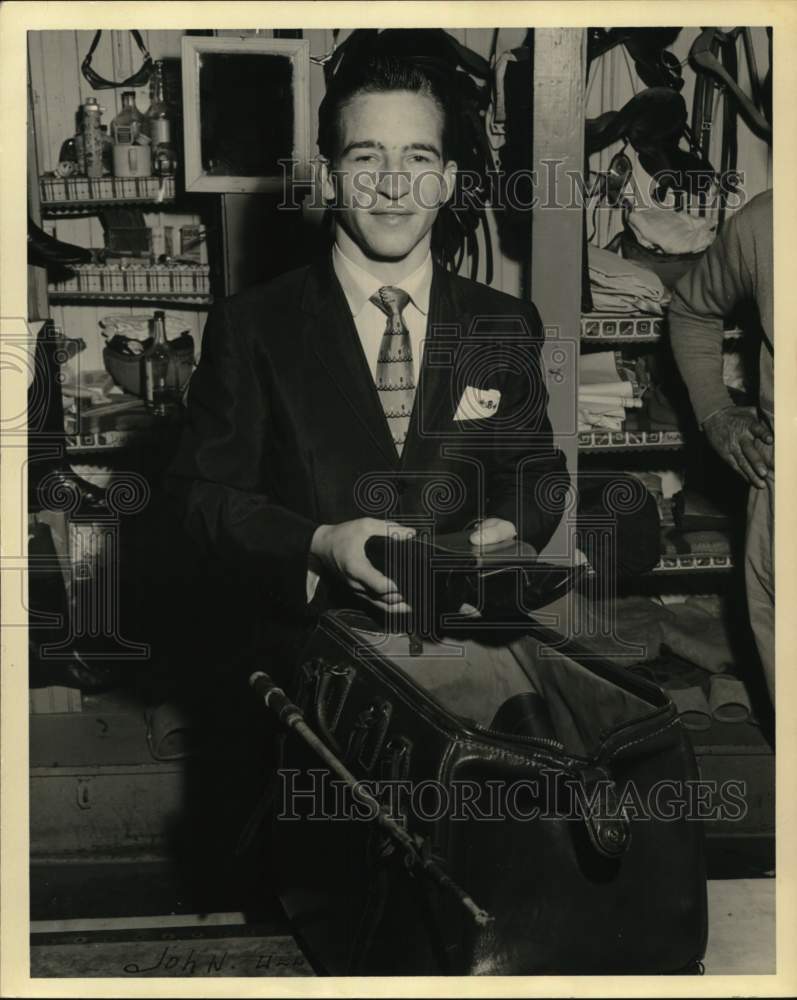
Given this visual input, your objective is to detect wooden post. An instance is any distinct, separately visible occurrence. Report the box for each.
[27,69,50,322]
[530,28,585,558]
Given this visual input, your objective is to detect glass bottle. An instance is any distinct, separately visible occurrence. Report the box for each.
[111,92,151,177]
[142,311,171,416]
[81,97,104,177]
[111,91,149,146]
[145,61,177,176]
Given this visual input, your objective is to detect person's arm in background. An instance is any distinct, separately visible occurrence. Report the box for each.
[668,204,773,488]
[469,301,568,550]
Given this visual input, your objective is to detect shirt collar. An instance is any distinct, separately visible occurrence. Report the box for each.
[332,242,433,318]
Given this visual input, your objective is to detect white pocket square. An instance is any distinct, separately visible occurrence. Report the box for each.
[453,386,501,422]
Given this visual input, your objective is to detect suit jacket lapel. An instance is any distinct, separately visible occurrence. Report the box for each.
[303,258,398,466]
[401,262,470,467]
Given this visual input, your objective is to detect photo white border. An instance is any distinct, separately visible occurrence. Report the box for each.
[2,2,796,997]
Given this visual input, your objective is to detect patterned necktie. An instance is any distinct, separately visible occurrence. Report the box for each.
[370,285,415,456]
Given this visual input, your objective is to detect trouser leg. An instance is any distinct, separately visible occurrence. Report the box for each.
[745,477,775,701]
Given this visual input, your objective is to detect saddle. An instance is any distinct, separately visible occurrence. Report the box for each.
[263,607,708,975]
[586,88,715,201]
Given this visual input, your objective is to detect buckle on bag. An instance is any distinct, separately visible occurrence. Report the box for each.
[346,698,393,772]
[302,658,356,755]
[578,765,632,859]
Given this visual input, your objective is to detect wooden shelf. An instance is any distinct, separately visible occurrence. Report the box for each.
[652,550,734,574]
[49,263,211,305]
[66,429,150,453]
[50,290,212,306]
[578,429,684,452]
[40,175,176,213]
[581,314,664,342]
[581,312,744,344]
[654,527,734,574]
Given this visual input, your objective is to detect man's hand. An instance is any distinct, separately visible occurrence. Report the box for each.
[310,518,415,614]
[703,405,774,489]
[468,517,519,547]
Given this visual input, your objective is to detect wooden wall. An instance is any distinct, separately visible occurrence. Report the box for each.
[29,26,772,373]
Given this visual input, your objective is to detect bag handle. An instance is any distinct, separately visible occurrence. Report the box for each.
[82,30,153,90]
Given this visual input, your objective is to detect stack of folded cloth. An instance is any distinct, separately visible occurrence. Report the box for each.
[660,527,730,558]
[578,351,642,432]
[588,245,669,315]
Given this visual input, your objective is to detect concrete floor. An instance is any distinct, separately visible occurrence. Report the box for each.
[30,877,775,977]
[704,878,775,974]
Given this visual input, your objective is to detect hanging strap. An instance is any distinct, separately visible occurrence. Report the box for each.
[81,30,153,90]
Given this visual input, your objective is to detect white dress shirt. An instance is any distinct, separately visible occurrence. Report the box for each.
[306,244,434,602]
[332,242,433,380]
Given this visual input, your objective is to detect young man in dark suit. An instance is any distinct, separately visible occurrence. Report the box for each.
[168,55,567,652]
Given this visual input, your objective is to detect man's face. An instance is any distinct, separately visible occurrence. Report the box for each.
[321,89,457,262]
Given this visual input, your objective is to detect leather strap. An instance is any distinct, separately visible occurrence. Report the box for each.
[82,30,153,90]
[718,40,739,225]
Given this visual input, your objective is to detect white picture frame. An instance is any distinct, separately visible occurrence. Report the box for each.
[181,35,311,194]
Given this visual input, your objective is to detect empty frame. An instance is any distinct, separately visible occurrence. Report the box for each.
[181,35,311,193]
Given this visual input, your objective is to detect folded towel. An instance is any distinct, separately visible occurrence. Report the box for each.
[589,246,668,315]
[589,246,669,299]
[578,412,624,431]
[589,291,665,315]
[578,399,627,416]
[579,394,642,409]
[578,379,636,398]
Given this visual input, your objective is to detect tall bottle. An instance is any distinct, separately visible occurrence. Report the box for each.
[145,61,177,176]
[81,97,104,177]
[111,91,151,177]
[142,311,171,416]
[111,91,149,145]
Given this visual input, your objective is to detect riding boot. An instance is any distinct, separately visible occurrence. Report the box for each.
[28,321,108,517]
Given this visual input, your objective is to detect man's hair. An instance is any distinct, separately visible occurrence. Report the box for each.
[317,54,458,163]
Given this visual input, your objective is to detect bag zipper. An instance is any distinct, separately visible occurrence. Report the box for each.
[471,720,566,752]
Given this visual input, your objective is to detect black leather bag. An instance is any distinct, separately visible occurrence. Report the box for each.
[268,609,707,976]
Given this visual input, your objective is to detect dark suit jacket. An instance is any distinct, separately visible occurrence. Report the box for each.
[167,255,568,621]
